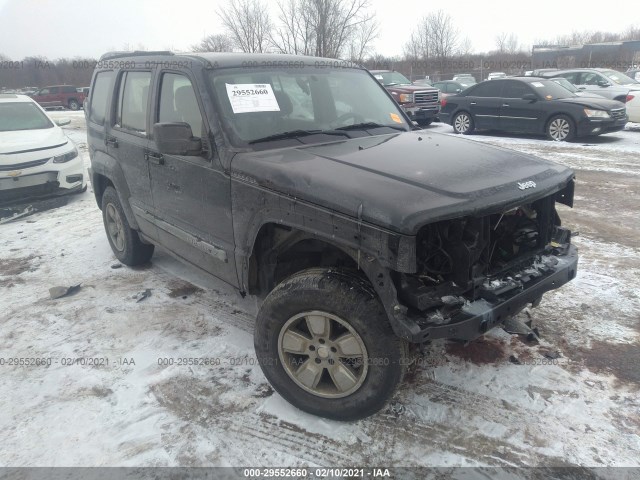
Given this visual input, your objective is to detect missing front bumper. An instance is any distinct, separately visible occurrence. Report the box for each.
[403,244,578,343]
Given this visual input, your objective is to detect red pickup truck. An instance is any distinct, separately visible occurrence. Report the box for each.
[30,85,86,110]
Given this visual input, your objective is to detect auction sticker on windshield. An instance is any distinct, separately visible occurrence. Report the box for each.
[226,83,280,113]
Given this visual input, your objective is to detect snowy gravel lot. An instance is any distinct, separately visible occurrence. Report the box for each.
[1,111,639,471]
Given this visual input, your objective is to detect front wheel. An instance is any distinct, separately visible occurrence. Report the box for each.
[101,186,154,265]
[68,99,80,111]
[453,111,474,134]
[254,268,407,420]
[546,114,575,141]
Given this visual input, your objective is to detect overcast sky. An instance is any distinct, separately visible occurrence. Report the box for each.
[1,0,639,60]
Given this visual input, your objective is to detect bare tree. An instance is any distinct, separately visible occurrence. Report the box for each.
[218,0,272,53]
[495,32,508,53]
[270,0,315,55]
[457,37,473,56]
[271,0,376,58]
[505,34,519,54]
[427,10,458,62]
[347,18,378,63]
[191,34,235,52]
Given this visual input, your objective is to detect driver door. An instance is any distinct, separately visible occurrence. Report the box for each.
[147,71,238,287]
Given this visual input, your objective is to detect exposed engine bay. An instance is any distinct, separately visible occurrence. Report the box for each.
[397,194,573,327]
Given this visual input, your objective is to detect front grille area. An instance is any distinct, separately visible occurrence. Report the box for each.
[398,195,558,314]
[0,181,60,204]
[414,90,439,107]
[610,108,626,119]
[0,157,51,172]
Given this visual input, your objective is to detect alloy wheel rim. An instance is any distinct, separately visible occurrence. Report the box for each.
[549,118,569,140]
[278,311,369,398]
[455,114,470,132]
[105,203,125,252]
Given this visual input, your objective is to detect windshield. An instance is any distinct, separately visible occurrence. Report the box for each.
[529,80,576,100]
[0,102,53,131]
[209,67,410,148]
[373,71,411,86]
[601,70,638,85]
[550,77,578,93]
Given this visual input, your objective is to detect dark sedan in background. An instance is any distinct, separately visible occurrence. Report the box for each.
[439,77,628,141]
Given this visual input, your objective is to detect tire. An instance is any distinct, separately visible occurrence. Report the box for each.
[101,186,154,265]
[254,268,408,421]
[546,114,575,142]
[68,99,79,111]
[452,111,474,134]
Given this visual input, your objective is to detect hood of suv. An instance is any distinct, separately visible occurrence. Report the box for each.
[0,127,67,154]
[231,131,574,235]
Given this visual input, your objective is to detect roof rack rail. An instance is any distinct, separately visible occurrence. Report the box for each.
[99,51,173,61]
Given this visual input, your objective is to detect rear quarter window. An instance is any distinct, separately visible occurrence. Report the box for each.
[89,71,115,126]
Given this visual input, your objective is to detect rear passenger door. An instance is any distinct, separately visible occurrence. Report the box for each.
[465,81,503,129]
[147,71,238,287]
[109,70,157,240]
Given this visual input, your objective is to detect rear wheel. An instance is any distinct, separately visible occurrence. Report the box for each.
[101,186,154,265]
[546,114,575,141]
[68,99,80,111]
[453,111,474,134]
[254,268,407,420]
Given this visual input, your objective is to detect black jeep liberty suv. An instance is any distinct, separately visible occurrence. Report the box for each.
[86,51,578,420]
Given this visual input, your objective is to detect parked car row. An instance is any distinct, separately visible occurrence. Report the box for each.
[530,68,639,123]
[439,76,628,141]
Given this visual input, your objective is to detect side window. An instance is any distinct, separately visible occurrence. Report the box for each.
[115,71,151,133]
[447,83,458,93]
[469,81,503,97]
[560,72,579,84]
[88,71,114,126]
[62,86,76,94]
[503,81,532,98]
[39,88,50,95]
[158,73,203,138]
[581,73,603,85]
[50,87,60,94]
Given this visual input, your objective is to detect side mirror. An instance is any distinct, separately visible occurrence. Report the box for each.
[153,122,202,156]
[597,80,611,87]
[522,93,538,102]
[55,118,71,126]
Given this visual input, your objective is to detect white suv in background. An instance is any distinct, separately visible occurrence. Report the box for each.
[0,94,86,204]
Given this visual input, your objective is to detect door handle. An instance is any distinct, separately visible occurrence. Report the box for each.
[470,102,477,105]
[502,104,510,107]
[145,151,165,165]
[105,136,118,148]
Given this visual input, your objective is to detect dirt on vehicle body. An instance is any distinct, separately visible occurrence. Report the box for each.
[86,51,578,420]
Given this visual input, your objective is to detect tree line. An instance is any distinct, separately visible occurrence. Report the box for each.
[1,4,638,90]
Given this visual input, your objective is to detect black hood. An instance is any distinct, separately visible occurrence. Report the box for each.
[556,96,625,110]
[231,131,574,235]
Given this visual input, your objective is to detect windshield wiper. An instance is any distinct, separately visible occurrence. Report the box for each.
[335,122,407,132]
[248,129,351,145]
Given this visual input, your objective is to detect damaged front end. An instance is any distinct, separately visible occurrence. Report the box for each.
[395,191,578,342]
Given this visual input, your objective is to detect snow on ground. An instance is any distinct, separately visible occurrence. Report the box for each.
[1,112,639,470]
